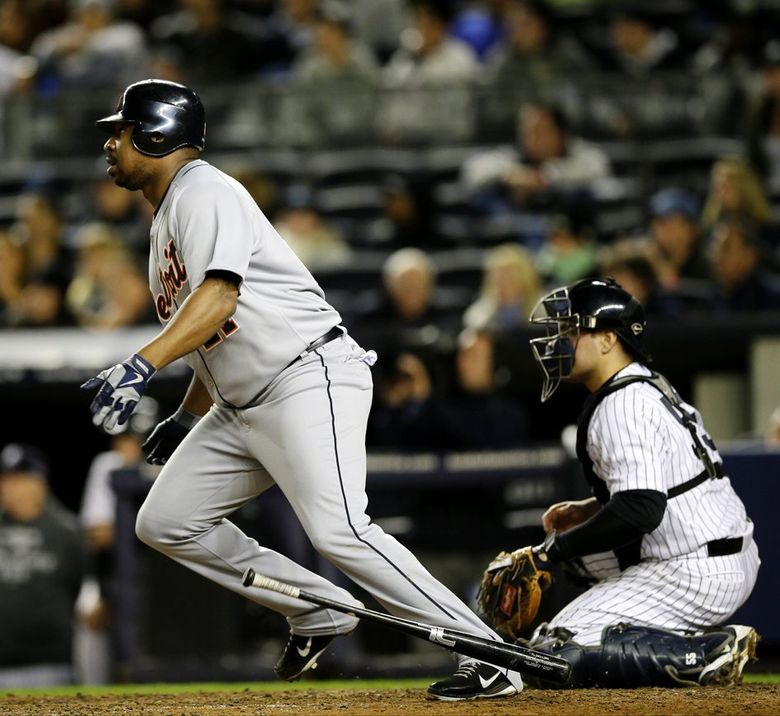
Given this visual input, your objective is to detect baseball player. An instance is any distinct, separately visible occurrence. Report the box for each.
[497,278,760,687]
[81,79,523,701]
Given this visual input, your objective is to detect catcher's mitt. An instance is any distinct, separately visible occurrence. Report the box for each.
[477,546,553,640]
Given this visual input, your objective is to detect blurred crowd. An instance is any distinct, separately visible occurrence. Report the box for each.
[2,0,780,451]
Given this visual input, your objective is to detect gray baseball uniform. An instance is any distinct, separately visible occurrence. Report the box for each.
[135,160,518,679]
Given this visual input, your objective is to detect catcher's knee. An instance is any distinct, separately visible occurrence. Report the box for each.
[527,623,737,689]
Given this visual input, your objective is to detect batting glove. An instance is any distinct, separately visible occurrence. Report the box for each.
[142,406,201,465]
[81,354,156,435]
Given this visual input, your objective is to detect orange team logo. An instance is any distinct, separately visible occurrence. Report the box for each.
[155,239,187,320]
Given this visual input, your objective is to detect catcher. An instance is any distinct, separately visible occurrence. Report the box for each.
[478,278,760,688]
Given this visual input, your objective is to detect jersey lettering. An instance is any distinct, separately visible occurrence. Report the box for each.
[203,318,240,352]
[154,240,188,321]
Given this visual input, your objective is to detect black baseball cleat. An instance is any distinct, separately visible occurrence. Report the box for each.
[274,632,338,681]
[427,660,520,701]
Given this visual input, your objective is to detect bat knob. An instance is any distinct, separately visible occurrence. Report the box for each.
[242,568,256,587]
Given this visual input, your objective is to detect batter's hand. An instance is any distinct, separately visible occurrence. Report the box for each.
[542,497,599,534]
[81,354,156,435]
[142,413,193,465]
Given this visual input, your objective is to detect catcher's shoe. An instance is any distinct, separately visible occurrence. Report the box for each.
[274,633,338,681]
[699,625,759,686]
[427,660,521,701]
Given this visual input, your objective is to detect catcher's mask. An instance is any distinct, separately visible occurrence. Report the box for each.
[529,278,650,402]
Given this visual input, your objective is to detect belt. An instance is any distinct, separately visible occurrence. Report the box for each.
[286,325,344,369]
[706,536,744,557]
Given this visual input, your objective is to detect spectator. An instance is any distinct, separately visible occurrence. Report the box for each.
[463,243,542,331]
[0,444,86,688]
[88,176,149,256]
[598,239,687,317]
[368,329,529,450]
[601,7,684,77]
[461,102,610,212]
[707,214,780,312]
[536,203,598,286]
[767,405,780,445]
[488,0,592,90]
[274,184,352,270]
[364,173,434,249]
[75,397,160,684]
[151,0,261,85]
[0,231,26,325]
[65,222,151,329]
[349,0,406,64]
[648,187,709,284]
[0,0,38,95]
[380,0,479,142]
[31,0,146,90]
[701,157,773,233]
[747,40,780,187]
[255,0,321,79]
[279,4,379,145]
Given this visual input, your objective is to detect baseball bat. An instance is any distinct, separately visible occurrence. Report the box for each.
[241,568,570,683]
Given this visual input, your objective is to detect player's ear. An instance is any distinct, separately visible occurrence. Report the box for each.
[599,331,619,354]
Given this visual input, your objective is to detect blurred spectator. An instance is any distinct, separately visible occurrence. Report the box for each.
[463,243,542,330]
[488,0,592,89]
[88,176,149,256]
[767,405,780,445]
[450,1,503,61]
[274,184,352,270]
[368,329,529,450]
[701,157,773,233]
[31,0,146,90]
[0,444,86,688]
[151,0,261,85]
[75,398,159,684]
[380,0,479,142]
[599,239,686,317]
[280,4,379,145]
[707,214,780,312]
[648,187,709,284]
[0,231,26,325]
[601,7,684,77]
[349,0,407,64]
[364,173,434,249]
[65,222,151,329]
[747,40,780,187]
[255,0,321,79]
[0,0,39,94]
[535,203,598,286]
[461,102,610,211]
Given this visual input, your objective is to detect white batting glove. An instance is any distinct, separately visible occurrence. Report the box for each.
[81,354,156,435]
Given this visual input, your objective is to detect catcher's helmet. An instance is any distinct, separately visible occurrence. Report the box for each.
[529,278,650,401]
[96,79,205,157]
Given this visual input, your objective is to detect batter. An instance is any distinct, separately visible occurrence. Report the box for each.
[81,79,522,701]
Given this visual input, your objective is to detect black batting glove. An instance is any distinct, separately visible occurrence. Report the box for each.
[142,408,201,465]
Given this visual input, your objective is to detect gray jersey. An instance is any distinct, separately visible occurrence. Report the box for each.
[149,160,341,407]
[586,362,752,561]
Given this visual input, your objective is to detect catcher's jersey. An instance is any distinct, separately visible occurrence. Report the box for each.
[586,362,753,561]
[148,160,341,407]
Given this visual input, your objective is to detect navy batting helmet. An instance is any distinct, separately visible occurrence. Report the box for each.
[96,79,206,157]
[529,278,650,401]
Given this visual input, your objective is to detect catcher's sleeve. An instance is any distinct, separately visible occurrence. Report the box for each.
[547,489,666,562]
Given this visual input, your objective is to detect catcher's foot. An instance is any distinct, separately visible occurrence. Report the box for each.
[699,625,759,686]
[274,632,338,681]
[427,660,521,701]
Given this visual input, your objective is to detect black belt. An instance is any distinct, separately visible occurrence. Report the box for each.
[706,536,743,557]
[285,326,344,370]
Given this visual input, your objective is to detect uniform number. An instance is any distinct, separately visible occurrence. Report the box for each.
[203,318,240,351]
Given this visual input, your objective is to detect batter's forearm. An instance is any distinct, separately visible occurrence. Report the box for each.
[138,278,238,370]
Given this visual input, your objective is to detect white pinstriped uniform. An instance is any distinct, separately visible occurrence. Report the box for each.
[548,363,760,646]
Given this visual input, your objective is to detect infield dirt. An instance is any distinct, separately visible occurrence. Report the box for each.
[1,685,779,715]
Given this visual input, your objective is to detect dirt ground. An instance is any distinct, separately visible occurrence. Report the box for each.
[1,685,779,716]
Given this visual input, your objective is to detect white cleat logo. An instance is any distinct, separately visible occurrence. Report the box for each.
[296,638,313,658]
[478,672,500,689]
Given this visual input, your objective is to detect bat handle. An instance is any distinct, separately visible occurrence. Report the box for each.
[242,568,302,599]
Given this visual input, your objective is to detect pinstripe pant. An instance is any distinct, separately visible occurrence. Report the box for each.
[548,540,760,646]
